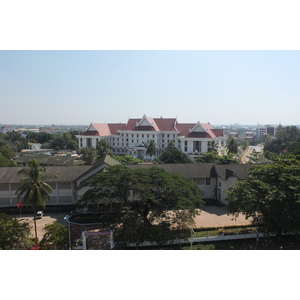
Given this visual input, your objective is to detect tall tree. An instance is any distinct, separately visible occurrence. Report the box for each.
[39,221,68,250]
[81,165,203,246]
[96,138,114,158]
[78,146,97,164]
[156,141,192,164]
[227,155,300,237]
[226,137,239,155]
[16,159,57,245]
[0,213,32,250]
[146,140,158,160]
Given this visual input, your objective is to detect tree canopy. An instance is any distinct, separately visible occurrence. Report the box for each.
[80,165,203,245]
[226,155,300,236]
[96,138,114,158]
[39,221,68,250]
[0,147,16,167]
[226,137,239,155]
[0,213,32,250]
[78,146,97,164]
[264,126,300,155]
[155,141,192,164]
[146,140,158,160]
[194,152,238,164]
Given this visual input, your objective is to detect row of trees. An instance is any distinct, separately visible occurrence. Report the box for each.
[25,130,80,150]
[79,137,242,165]
[0,131,28,152]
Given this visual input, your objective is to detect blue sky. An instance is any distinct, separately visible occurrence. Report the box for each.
[1,50,299,126]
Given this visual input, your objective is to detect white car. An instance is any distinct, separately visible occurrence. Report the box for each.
[35,211,44,219]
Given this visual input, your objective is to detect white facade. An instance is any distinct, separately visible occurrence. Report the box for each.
[77,115,227,159]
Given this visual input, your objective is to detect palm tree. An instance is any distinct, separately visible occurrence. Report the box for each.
[226,137,239,155]
[96,138,114,159]
[146,140,157,160]
[16,159,57,245]
[208,140,218,153]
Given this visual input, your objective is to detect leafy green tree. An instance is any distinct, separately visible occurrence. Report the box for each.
[0,154,16,167]
[50,134,66,150]
[146,140,158,160]
[240,140,249,151]
[39,222,68,250]
[78,146,97,164]
[0,147,16,166]
[115,155,144,165]
[156,141,192,164]
[227,155,300,237]
[0,213,32,250]
[16,159,57,245]
[0,147,14,160]
[194,152,238,164]
[6,131,28,151]
[96,138,114,158]
[81,165,203,246]
[247,149,268,164]
[226,137,239,155]
[264,126,300,155]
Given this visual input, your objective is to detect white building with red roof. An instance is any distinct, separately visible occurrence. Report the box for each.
[76,115,227,159]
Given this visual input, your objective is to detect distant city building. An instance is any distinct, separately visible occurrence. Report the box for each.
[256,125,278,140]
[245,132,255,139]
[0,125,14,134]
[76,115,227,159]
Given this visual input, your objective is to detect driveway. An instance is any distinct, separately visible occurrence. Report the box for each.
[194,205,252,228]
[13,212,68,242]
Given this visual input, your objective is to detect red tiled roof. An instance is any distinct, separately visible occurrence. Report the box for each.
[80,117,224,139]
[153,118,177,131]
[176,124,196,136]
[122,119,144,131]
[108,123,127,135]
[89,123,126,136]
[210,129,224,137]
[185,132,212,138]
[81,131,100,136]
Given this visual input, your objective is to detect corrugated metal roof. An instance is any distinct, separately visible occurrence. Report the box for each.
[0,166,91,183]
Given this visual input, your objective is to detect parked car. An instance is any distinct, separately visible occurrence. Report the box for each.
[35,211,44,219]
